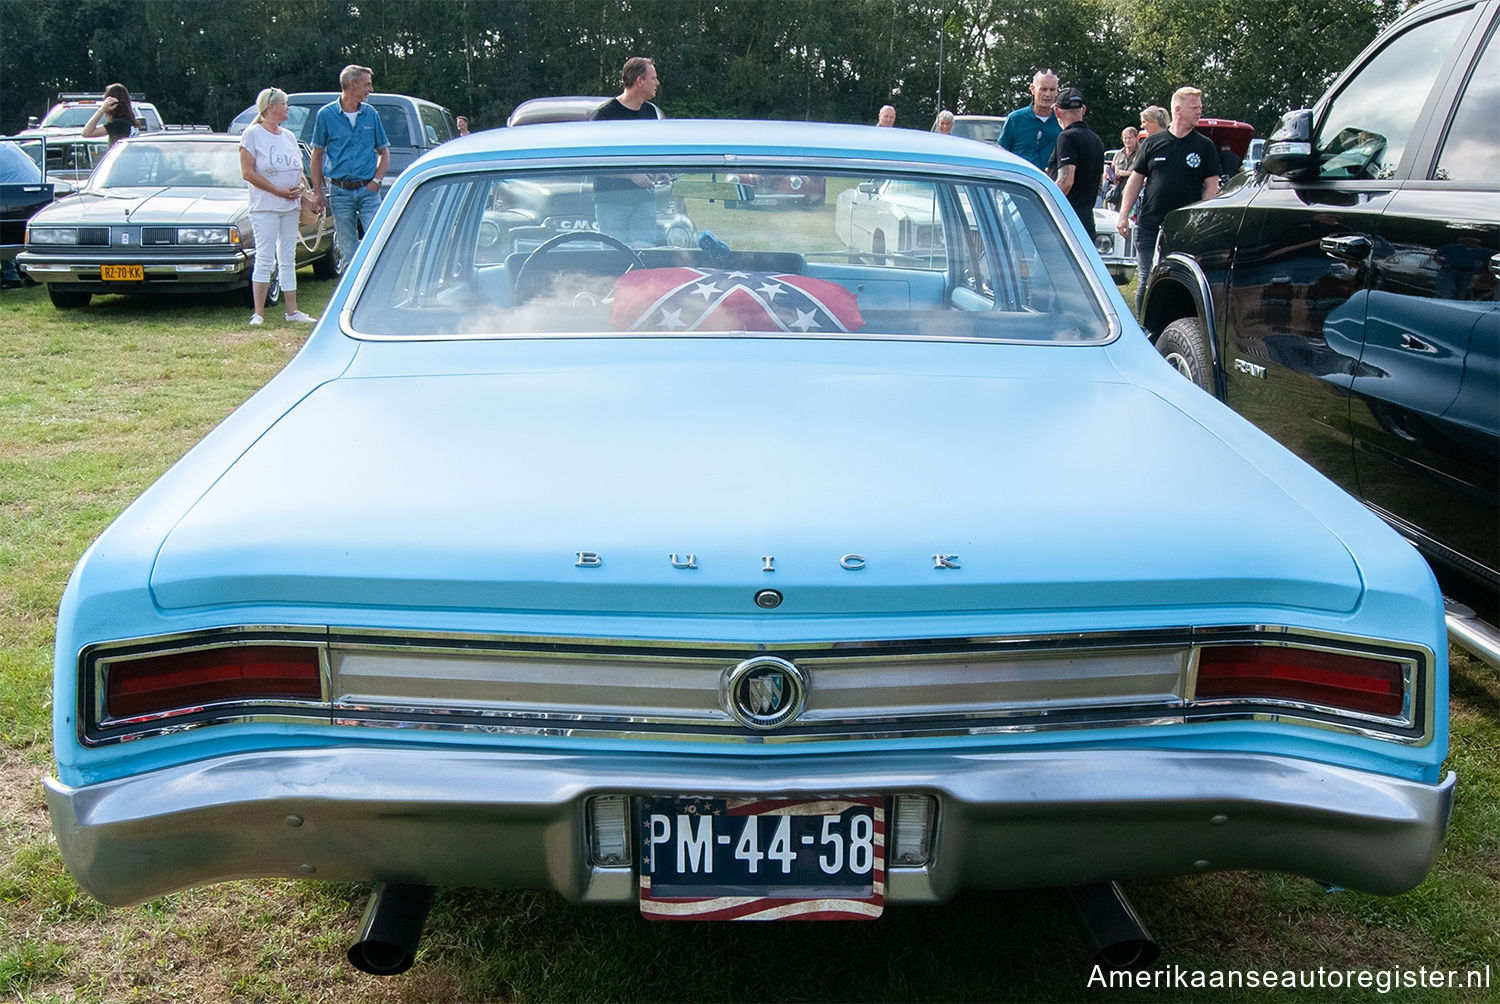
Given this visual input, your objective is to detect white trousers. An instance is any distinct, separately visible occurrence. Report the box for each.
[249,209,300,290]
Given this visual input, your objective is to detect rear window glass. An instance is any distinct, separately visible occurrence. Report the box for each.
[349,165,1107,343]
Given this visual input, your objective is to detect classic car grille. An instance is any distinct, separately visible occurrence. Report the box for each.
[80,627,1430,746]
[76,227,109,246]
[142,227,177,246]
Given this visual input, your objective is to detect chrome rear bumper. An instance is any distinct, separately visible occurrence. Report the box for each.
[47,746,1454,906]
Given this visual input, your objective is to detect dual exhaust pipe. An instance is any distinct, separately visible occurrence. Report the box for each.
[347,883,435,976]
[345,879,1157,976]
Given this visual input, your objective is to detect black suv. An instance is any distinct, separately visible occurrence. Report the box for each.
[1142,0,1499,633]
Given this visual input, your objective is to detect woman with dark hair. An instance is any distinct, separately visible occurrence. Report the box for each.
[81,83,143,146]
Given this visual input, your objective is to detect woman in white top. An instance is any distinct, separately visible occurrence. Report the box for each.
[238,87,316,325]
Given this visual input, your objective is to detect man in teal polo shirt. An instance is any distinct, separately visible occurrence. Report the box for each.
[997,69,1061,172]
[309,64,390,268]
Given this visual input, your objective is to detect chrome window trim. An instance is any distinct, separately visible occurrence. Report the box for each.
[336,154,1120,346]
[77,624,1434,748]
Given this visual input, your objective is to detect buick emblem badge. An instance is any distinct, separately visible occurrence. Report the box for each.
[724,656,806,731]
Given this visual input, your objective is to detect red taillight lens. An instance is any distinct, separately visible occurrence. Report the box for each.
[1195,645,1405,717]
[105,645,322,720]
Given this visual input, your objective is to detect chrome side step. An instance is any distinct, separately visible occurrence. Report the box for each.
[1446,599,1500,670]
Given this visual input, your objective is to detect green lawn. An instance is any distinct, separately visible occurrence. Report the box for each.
[0,277,1495,1002]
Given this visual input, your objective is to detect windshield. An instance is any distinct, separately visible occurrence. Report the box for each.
[350,165,1107,343]
[91,140,242,189]
[43,103,162,131]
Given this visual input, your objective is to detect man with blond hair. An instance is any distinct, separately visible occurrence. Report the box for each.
[1116,86,1220,315]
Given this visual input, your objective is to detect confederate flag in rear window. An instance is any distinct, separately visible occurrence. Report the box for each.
[610,268,865,333]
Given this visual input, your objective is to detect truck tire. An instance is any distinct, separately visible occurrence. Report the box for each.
[1156,316,1213,393]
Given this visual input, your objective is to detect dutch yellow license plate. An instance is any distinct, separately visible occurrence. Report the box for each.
[101,264,143,281]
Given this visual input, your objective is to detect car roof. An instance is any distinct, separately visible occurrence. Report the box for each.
[431,118,1035,174]
[507,96,646,126]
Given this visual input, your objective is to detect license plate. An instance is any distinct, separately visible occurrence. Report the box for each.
[639,796,884,920]
[101,264,143,281]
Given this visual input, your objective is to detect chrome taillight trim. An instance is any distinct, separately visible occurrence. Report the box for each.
[76,625,1434,747]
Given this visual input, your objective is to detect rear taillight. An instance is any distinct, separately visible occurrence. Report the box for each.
[105,645,323,720]
[1194,645,1405,718]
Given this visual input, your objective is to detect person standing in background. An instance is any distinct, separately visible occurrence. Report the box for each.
[1047,87,1105,230]
[81,84,143,146]
[1117,87,1221,316]
[239,87,316,326]
[877,105,896,127]
[590,57,665,246]
[1138,105,1168,138]
[997,69,1061,171]
[309,64,390,268]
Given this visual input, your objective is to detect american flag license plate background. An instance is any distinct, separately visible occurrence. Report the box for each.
[639,796,885,920]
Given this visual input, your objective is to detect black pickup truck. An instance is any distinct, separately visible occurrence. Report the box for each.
[1141,0,1499,656]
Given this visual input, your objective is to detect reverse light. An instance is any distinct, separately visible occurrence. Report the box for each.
[891,794,935,865]
[1194,645,1406,718]
[588,795,632,866]
[104,644,323,721]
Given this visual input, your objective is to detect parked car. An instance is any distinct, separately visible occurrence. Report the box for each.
[46,119,1453,976]
[1,136,54,268]
[834,177,946,258]
[18,133,337,308]
[506,95,664,126]
[27,92,165,133]
[227,92,456,182]
[36,133,109,187]
[1142,0,1499,656]
[1090,205,1134,284]
[946,114,1005,145]
[719,171,826,207]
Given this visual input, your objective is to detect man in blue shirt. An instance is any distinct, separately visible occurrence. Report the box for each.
[309,64,390,267]
[997,69,1061,172]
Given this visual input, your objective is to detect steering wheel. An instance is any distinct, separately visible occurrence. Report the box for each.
[512,230,646,304]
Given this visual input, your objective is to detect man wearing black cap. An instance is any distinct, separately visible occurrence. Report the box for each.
[1047,86,1105,231]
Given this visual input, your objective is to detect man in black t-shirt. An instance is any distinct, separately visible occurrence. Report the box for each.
[1116,86,1221,315]
[589,57,664,245]
[1046,87,1105,231]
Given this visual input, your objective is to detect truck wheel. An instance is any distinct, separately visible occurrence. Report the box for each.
[47,287,91,309]
[1157,316,1212,393]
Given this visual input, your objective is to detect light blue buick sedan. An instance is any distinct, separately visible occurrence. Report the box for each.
[47,120,1454,973]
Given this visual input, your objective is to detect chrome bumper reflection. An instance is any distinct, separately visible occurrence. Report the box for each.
[47,746,1454,907]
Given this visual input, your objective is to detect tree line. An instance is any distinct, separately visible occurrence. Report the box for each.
[1,0,1414,141]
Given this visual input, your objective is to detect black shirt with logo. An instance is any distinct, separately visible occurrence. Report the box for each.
[1131,129,1220,229]
[1048,121,1105,229]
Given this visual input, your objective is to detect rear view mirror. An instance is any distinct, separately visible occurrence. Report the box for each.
[1261,109,1315,179]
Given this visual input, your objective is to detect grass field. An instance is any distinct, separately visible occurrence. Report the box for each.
[0,275,1496,1002]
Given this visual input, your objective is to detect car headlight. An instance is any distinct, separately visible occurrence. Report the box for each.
[1094,233,1116,254]
[178,227,237,245]
[28,227,79,245]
